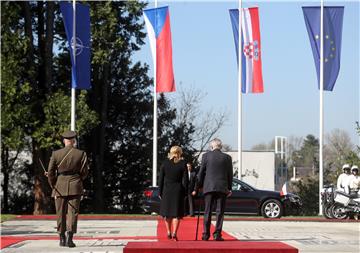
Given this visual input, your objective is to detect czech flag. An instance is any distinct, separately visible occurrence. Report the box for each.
[143,6,175,93]
[229,7,264,93]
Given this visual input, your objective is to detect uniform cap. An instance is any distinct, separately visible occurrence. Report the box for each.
[351,165,358,171]
[61,130,77,139]
[342,164,350,170]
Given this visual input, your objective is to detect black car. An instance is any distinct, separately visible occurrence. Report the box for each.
[142,178,302,218]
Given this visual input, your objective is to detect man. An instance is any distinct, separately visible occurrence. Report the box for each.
[193,138,233,241]
[48,130,89,248]
[337,164,351,192]
[185,162,196,217]
[346,165,360,195]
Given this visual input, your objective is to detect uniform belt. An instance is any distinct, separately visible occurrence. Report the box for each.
[58,171,79,176]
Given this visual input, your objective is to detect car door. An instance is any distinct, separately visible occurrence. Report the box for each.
[225,180,259,214]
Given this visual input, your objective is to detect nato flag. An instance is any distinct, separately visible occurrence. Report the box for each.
[302,6,344,91]
[60,2,91,90]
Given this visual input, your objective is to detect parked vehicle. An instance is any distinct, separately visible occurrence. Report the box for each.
[330,191,360,219]
[142,178,302,218]
[321,184,336,219]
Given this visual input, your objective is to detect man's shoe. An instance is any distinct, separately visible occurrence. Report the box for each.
[66,232,76,248]
[201,235,210,241]
[214,236,224,241]
[213,234,224,241]
[59,233,66,247]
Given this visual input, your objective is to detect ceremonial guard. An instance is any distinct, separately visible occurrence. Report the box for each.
[47,130,89,248]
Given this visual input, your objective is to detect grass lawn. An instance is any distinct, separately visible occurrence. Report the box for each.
[1,214,16,223]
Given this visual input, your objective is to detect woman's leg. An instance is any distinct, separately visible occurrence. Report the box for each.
[172,218,180,239]
[164,218,172,237]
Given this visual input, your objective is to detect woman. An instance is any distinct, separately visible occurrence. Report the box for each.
[159,146,188,241]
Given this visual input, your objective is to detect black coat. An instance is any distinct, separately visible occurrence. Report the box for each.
[196,149,233,195]
[187,171,197,194]
[159,159,188,218]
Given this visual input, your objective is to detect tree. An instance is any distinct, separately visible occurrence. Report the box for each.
[1,1,227,214]
[1,2,33,212]
[292,176,319,215]
[251,141,273,151]
[298,134,319,175]
[173,86,228,160]
[1,2,98,214]
[324,129,355,183]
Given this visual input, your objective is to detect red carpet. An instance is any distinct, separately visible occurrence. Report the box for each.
[124,217,298,253]
[125,241,298,253]
[157,216,236,241]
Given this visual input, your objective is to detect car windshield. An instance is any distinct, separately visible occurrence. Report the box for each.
[232,178,256,191]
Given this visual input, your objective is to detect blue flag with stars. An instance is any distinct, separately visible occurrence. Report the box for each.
[302,6,344,91]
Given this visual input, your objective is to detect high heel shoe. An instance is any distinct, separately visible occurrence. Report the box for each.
[172,233,178,241]
[167,233,172,239]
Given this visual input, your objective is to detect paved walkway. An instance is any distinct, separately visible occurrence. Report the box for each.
[1,217,359,253]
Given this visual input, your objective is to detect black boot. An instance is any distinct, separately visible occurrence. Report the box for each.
[59,233,66,247]
[66,231,76,248]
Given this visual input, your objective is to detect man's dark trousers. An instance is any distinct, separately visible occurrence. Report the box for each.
[203,192,226,238]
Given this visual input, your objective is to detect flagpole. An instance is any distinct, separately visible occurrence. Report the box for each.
[238,0,243,180]
[152,0,158,187]
[319,0,324,216]
[71,0,76,131]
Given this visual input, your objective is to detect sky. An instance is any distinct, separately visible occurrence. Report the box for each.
[133,0,360,150]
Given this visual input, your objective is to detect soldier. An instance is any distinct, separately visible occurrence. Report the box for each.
[47,130,89,248]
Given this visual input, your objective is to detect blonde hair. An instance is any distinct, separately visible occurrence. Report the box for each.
[168,146,183,163]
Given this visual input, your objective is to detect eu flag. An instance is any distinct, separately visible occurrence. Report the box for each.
[302,6,344,91]
[60,2,91,90]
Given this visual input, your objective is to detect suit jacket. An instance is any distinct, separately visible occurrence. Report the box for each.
[187,171,197,194]
[48,145,89,197]
[196,149,233,195]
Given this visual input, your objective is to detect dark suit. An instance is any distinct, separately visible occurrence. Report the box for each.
[185,170,196,216]
[196,149,233,239]
[48,145,89,234]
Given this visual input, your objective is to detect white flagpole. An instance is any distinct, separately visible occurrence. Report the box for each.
[152,0,158,187]
[319,0,324,215]
[238,0,243,180]
[71,0,76,131]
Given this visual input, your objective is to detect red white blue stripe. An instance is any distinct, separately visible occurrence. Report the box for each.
[230,7,264,93]
[143,6,175,93]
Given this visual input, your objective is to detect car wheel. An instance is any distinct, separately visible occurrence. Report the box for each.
[261,199,283,218]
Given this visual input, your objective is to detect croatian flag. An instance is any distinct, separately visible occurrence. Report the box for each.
[229,7,264,93]
[143,6,175,93]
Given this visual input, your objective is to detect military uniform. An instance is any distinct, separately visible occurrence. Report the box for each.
[47,130,89,247]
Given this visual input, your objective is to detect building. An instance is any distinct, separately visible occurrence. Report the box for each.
[197,150,287,191]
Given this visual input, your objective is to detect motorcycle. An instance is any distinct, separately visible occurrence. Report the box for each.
[321,184,336,219]
[330,190,360,219]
